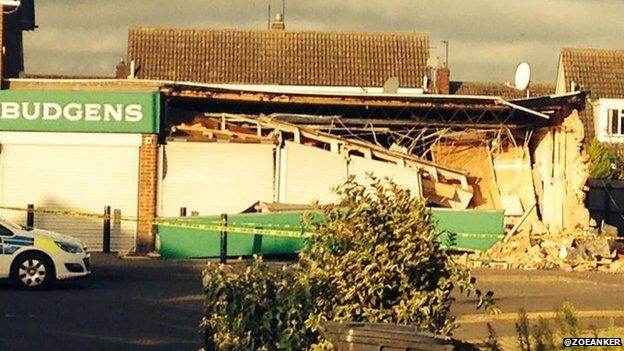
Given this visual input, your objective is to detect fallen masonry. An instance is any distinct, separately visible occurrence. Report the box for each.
[468,221,624,272]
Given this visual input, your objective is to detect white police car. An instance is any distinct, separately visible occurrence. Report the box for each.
[0,218,90,289]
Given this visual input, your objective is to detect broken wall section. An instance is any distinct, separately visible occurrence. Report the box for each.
[432,110,590,236]
[532,110,590,233]
[432,133,539,231]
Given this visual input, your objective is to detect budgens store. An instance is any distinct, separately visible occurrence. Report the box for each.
[0,88,161,252]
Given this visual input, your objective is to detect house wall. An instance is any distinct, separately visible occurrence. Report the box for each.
[592,99,624,143]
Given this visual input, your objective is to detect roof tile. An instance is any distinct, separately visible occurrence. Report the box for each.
[561,48,624,99]
[127,27,429,87]
[560,48,624,141]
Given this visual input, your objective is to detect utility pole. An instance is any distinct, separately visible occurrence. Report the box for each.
[441,40,449,68]
[267,2,271,29]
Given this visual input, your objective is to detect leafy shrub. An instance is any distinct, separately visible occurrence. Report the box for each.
[587,139,624,180]
[299,177,497,336]
[202,258,318,350]
[483,323,502,351]
[515,301,616,351]
[516,308,531,351]
[201,176,496,350]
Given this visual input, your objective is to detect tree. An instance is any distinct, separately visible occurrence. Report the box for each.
[202,176,497,350]
[300,176,497,337]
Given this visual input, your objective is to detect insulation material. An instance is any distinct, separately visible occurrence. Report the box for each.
[431,142,498,209]
[492,146,538,222]
[421,179,473,209]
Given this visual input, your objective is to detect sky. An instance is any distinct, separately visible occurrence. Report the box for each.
[22,0,624,83]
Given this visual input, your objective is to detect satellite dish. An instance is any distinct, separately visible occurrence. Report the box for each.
[514,62,531,91]
[0,0,20,7]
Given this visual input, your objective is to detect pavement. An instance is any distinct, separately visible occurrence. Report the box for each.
[1,254,624,350]
[0,253,207,351]
[452,268,624,342]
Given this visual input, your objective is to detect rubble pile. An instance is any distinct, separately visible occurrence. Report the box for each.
[471,221,624,272]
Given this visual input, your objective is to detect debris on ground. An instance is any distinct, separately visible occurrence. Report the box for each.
[468,220,624,272]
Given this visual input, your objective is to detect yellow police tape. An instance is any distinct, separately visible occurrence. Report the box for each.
[0,205,133,221]
[0,205,538,241]
[0,205,310,239]
[154,220,309,239]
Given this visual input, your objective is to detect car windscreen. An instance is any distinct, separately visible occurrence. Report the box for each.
[0,219,29,231]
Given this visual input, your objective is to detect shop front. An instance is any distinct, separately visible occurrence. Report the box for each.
[0,90,160,251]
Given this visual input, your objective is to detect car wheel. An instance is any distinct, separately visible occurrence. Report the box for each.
[11,253,54,290]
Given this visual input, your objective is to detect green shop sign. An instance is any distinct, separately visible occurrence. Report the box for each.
[0,90,160,133]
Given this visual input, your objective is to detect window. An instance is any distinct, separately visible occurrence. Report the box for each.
[607,109,624,136]
[0,224,14,236]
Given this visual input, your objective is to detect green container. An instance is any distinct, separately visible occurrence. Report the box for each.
[431,208,505,251]
[157,209,504,259]
[157,212,310,259]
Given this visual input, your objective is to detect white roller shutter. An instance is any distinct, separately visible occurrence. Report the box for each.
[348,156,422,198]
[159,142,275,217]
[0,133,140,251]
[278,141,348,204]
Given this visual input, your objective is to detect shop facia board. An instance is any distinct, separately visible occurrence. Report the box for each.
[0,90,160,133]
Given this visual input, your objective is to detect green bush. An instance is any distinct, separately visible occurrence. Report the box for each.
[587,139,624,180]
[514,301,617,351]
[201,176,496,350]
[202,258,317,350]
[299,177,497,336]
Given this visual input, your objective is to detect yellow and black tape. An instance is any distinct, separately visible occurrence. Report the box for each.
[153,220,310,239]
[0,205,310,239]
[0,205,136,222]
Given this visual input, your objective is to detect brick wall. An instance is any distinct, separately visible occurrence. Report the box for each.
[436,67,450,95]
[137,134,158,252]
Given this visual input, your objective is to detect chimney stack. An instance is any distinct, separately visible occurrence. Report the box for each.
[115,58,129,79]
[271,13,285,30]
[435,66,450,95]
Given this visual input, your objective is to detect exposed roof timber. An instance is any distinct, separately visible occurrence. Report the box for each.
[211,113,469,178]
[163,82,585,119]
[499,100,549,119]
[170,88,506,110]
[202,83,427,95]
[511,90,586,112]
[254,114,531,130]
[165,81,499,100]
[7,78,584,118]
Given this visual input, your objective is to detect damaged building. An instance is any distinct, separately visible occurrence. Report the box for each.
[124,23,590,239]
[554,48,624,238]
[0,13,596,256]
